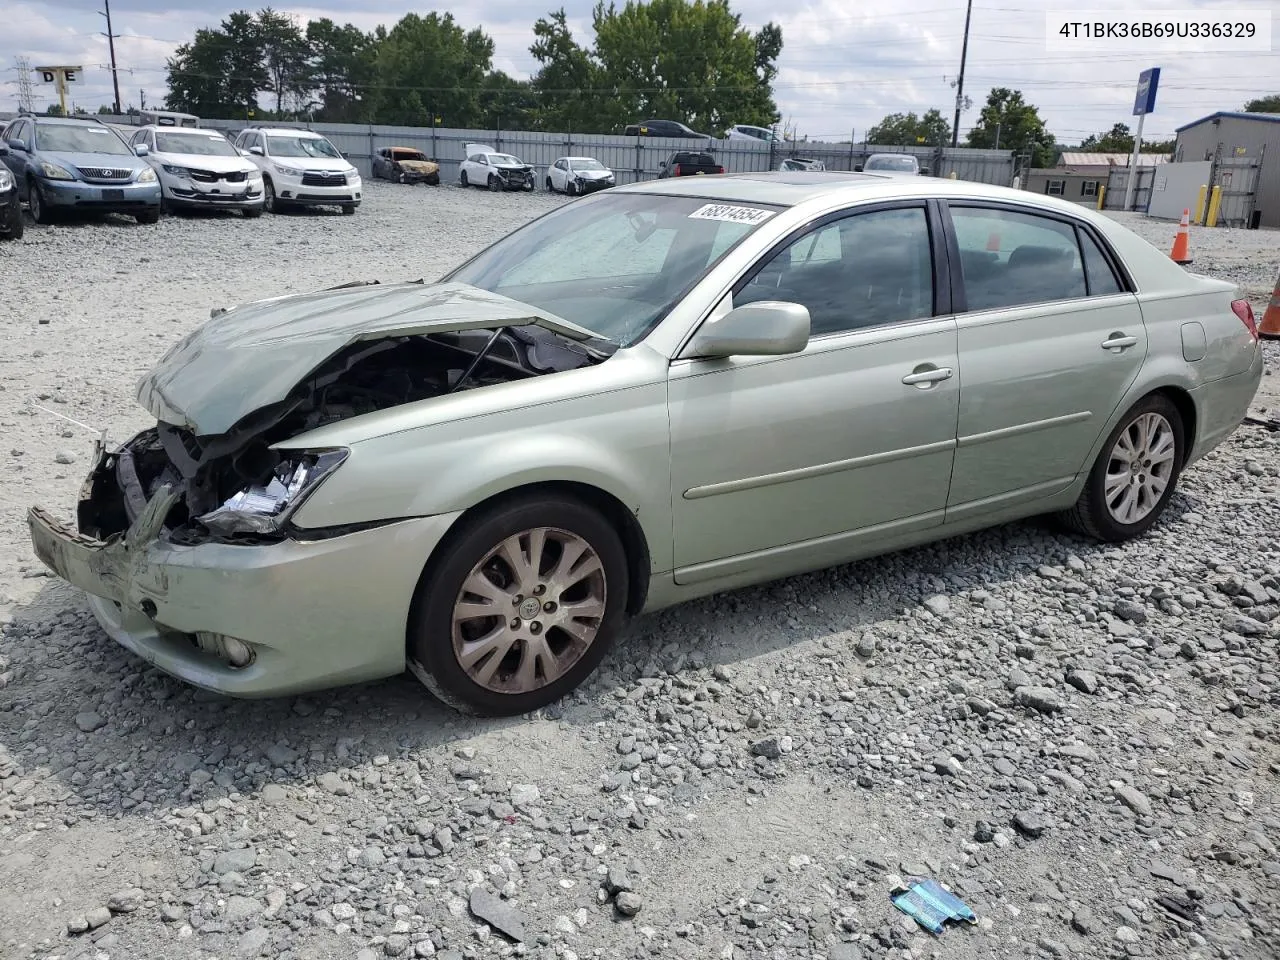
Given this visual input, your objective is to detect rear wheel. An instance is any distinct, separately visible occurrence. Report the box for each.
[1059,394,1185,542]
[408,494,629,716]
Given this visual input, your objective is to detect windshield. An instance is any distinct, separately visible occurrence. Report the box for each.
[488,154,522,165]
[445,192,778,346]
[36,124,131,155]
[156,131,238,156]
[866,156,918,171]
[571,159,606,171]
[266,135,342,159]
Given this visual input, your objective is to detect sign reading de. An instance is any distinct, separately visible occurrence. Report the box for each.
[1133,66,1160,116]
[33,65,83,114]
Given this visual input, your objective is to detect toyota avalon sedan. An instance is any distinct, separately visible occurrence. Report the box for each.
[27,173,1262,716]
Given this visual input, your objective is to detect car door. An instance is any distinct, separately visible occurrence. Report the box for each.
[942,201,1147,520]
[667,201,960,583]
[3,119,28,180]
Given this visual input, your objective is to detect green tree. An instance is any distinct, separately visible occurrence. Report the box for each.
[529,9,603,132]
[966,87,1054,166]
[306,18,376,122]
[46,103,64,116]
[256,8,312,117]
[480,71,538,130]
[164,12,270,117]
[866,109,950,146]
[1077,123,1174,155]
[1243,94,1280,113]
[370,13,495,127]
[575,0,781,134]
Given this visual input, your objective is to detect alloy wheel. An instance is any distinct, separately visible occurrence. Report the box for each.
[450,526,606,695]
[1104,412,1176,525]
[263,179,275,213]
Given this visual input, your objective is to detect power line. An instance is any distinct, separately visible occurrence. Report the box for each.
[15,56,35,113]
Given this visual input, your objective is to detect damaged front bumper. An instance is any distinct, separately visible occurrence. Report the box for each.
[28,449,463,697]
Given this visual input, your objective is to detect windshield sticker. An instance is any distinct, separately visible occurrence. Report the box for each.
[688,203,775,225]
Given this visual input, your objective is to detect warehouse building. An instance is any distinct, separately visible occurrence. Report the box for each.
[1173,111,1279,228]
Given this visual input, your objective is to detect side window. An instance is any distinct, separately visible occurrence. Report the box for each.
[7,119,27,144]
[1078,228,1123,296]
[736,206,934,336]
[950,206,1087,311]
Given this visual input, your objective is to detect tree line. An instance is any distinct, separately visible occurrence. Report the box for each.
[163,2,782,136]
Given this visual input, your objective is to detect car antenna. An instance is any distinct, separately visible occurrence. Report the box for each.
[33,404,109,457]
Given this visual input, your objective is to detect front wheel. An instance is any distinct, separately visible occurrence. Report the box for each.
[0,195,23,239]
[242,205,263,219]
[263,177,281,213]
[341,203,358,215]
[408,494,629,716]
[1058,394,1185,542]
[135,208,161,225]
[460,170,469,188]
[27,179,54,224]
[545,176,553,191]
[487,175,501,192]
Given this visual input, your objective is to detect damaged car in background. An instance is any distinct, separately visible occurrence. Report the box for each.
[28,175,1263,716]
[458,143,535,192]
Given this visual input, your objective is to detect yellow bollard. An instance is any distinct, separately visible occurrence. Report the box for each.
[1096,185,1106,210]
[1206,185,1223,227]
[1193,185,1208,224]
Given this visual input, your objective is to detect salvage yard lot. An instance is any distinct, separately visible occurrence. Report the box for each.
[1,181,1279,960]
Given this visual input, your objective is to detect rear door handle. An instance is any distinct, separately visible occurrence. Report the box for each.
[1101,334,1138,351]
[902,366,954,386]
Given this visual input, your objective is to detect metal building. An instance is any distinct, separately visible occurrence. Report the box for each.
[1173,111,1278,228]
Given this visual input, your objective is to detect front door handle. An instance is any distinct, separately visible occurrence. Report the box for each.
[902,366,954,387]
[1101,333,1138,351]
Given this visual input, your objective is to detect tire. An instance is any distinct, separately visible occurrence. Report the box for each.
[242,205,263,219]
[545,176,553,192]
[460,170,469,188]
[398,172,407,184]
[27,178,54,224]
[1058,394,1185,542]
[135,208,161,225]
[567,180,578,197]
[427,173,440,186]
[0,194,23,239]
[407,493,629,716]
[487,175,501,192]
[341,203,358,215]
[262,177,283,214]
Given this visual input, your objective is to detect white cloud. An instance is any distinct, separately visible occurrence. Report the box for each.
[2,0,1275,143]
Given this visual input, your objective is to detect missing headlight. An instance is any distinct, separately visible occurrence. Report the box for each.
[195,448,347,538]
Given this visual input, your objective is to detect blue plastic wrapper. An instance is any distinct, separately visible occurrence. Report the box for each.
[890,878,977,935]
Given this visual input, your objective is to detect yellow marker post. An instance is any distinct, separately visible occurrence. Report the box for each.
[948,171,957,180]
[1096,185,1106,210]
[1206,185,1223,227]
[1193,185,1208,224]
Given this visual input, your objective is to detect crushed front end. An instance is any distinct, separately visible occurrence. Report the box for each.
[26,310,609,697]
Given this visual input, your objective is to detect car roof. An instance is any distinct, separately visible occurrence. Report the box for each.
[33,115,106,125]
[258,128,322,136]
[614,171,1105,215]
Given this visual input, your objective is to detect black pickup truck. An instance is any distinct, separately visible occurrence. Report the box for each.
[657,151,725,178]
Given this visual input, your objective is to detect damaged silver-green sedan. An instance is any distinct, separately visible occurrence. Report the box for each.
[29,174,1262,715]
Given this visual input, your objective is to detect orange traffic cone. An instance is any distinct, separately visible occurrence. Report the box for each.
[1259,265,1280,340]
[1170,209,1192,265]
[986,231,1000,252]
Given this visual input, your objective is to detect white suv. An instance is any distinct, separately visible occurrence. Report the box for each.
[233,127,362,214]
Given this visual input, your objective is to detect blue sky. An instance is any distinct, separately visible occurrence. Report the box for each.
[2,0,1276,144]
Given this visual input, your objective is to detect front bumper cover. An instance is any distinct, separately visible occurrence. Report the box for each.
[27,450,463,697]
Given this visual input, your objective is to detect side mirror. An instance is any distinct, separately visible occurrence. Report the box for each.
[249,146,263,156]
[134,143,149,156]
[684,301,811,359]
[239,148,252,158]
[10,139,27,152]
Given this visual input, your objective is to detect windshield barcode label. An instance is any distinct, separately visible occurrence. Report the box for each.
[688,203,775,225]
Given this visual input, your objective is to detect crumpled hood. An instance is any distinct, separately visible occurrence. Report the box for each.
[396,159,439,174]
[574,169,613,180]
[136,281,598,437]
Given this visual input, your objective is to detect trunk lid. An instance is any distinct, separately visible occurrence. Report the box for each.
[136,281,599,436]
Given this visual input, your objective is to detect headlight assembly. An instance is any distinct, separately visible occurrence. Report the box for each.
[40,160,75,180]
[0,167,13,192]
[195,449,348,538]
[136,167,158,183]
[272,163,300,177]
[161,164,189,177]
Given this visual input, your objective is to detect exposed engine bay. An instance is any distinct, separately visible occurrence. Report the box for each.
[78,324,608,546]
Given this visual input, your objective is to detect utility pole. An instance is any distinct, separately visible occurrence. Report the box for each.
[100,0,122,114]
[951,0,974,148]
[140,89,146,111]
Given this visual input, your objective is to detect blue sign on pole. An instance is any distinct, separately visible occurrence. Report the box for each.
[1133,67,1160,116]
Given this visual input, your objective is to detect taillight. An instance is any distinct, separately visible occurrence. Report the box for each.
[673,164,683,176]
[715,166,725,174]
[1231,298,1259,341]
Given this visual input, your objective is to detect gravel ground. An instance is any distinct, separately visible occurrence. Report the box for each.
[2,185,1280,960]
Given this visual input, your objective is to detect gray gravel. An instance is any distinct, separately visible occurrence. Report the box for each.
[2,184,1280,960]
